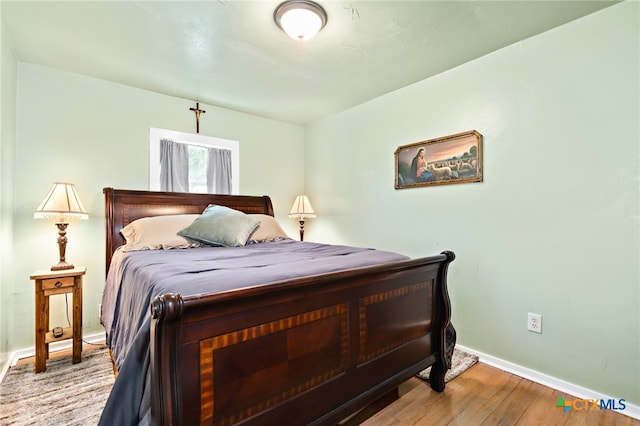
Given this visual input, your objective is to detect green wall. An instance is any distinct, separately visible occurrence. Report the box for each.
[305,2,639,405]
[0,10,18,368]
[5,63,304,352]
[1,0,637,411]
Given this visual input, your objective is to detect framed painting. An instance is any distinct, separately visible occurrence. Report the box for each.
[395,130,483,189]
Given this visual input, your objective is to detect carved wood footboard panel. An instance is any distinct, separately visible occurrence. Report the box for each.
[150,253,454,425]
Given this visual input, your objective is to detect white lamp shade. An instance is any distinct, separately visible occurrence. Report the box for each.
[289,195,316,219]
[34,182,89,221]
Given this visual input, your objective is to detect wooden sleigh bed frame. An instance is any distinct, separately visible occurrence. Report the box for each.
[104,187,456,425]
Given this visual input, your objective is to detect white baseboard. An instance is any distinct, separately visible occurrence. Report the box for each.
[456,344,640,421]
[0,332,106,384]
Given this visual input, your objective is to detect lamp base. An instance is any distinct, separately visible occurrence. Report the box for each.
[51,222,74,271]
[51,261,75,271]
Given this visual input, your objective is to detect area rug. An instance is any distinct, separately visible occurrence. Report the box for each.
[416,348,479,383]
[0,345,115,426]
[0,345,477,424]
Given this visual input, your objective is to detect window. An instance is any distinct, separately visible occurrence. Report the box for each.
[187,145,208,193]
[149,127,239,194]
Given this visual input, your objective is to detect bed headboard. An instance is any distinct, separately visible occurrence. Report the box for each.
[103,188,274,272]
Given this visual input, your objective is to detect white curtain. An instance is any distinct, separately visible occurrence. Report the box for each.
[159,139,189,192]
[206,147,232,194]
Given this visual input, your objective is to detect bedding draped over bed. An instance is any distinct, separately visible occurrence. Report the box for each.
[99,240,409,424]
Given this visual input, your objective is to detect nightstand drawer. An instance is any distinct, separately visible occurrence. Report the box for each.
[42,276,74,290]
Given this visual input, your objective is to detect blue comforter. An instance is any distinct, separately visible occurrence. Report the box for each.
[98,240,408,425]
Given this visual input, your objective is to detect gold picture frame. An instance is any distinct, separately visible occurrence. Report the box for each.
[395,130,483,189]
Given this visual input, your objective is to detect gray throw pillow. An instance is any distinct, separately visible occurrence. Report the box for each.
[178,205,260,247]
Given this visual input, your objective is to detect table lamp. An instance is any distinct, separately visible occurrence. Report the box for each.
[34,182,88,270]
[289,195,315,241]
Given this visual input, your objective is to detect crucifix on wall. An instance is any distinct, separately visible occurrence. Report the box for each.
[189,102,206,133]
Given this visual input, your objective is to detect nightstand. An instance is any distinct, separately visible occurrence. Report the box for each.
[30,267,86,373]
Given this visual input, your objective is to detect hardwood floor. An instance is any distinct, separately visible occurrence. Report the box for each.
[13,348,637,425]
[361,363,639,426]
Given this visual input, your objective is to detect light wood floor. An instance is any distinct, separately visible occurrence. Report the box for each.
[361,362,639,426]
[16,349,638,425]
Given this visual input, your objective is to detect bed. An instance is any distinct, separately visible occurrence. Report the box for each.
[100,187,456,425]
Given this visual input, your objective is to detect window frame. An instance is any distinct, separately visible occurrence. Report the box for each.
[149,127,240,194]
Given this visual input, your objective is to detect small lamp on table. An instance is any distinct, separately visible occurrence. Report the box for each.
[34,182,89,271]
[289,195,315,242]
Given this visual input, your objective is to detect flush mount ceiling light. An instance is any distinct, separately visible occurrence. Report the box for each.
[274,0,327,42]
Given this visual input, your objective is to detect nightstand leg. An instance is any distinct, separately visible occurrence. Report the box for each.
[44,296,49,360]
[35,281,47,373]
[72,277,83,364]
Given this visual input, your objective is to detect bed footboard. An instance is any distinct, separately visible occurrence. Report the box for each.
[150,251,455,425]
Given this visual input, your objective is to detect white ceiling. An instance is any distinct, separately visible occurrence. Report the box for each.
[2,1,617,125]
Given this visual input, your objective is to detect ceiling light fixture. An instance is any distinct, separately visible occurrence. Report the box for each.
[274,0,327,42]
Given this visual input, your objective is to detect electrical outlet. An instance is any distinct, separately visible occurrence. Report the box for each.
[98,303,102,318]
[528,313,542,334]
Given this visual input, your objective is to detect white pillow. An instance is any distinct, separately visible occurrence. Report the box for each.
[120,214,201,251]
[248,214,290,243]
